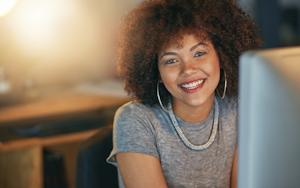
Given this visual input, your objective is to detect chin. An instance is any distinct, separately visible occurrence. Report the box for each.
[184,93,216,107]
[184,98,207,108]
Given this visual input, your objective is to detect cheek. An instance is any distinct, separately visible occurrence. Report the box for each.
[209,58,221,84]
[212,55,220,70]
[159,68,180,95]
[159,67,177,84]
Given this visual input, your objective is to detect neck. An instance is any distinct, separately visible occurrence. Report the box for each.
[172,94,215,123]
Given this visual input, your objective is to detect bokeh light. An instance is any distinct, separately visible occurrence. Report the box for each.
[0,0,141,90]
[0,0,18,17]
[8,0,77,56]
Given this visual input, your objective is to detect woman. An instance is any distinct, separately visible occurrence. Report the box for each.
[107,0,262,187]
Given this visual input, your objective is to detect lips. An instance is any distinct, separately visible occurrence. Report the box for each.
[178,79,206,93]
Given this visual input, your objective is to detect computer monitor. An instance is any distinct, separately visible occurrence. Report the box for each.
[238,46,300,188]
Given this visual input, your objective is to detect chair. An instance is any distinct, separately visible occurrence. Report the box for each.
[76,126,119,188]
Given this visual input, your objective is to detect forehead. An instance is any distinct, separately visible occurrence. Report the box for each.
[159,32,211,53]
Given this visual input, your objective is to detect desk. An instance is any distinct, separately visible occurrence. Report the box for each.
[0,91,131,188]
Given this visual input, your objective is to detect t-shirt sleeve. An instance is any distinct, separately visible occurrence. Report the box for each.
[107,102,159,167]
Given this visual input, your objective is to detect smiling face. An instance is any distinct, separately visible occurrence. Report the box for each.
[158,34,220,116]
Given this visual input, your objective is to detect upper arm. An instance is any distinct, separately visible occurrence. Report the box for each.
[109,104,167,187]
[116,152,168,188]
[111,104,159,158]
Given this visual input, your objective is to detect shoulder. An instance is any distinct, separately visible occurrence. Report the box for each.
[108,101,162,164]
[217,96,238,147]
[217,95,238,130]
[217,95,238,117]
[115,100,158,119]
[114,101,163,130]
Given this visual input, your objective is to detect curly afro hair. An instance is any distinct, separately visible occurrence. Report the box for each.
[117,0,263,105]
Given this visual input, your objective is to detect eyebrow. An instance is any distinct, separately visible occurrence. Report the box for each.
[190,42,208,52]
[160,42,208,60]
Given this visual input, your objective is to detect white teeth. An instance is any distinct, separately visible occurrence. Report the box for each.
[181,80,204,89]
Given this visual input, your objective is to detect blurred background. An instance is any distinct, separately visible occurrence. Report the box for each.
[0,1,299,188]
[0,0,141,106]
[239,0,300,48]
[0,0,299,106]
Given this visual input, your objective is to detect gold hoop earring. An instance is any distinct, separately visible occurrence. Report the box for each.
[216,69,227,99]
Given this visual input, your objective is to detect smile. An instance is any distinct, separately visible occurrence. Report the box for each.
[178,79,206,93]
[180,79,204,89]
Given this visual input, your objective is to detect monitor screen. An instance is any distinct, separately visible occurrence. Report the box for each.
[238,46,300,188]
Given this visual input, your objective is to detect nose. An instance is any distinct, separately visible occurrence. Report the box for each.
[180,59,198,76]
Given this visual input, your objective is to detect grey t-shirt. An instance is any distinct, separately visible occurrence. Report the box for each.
[107,95,238,188]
